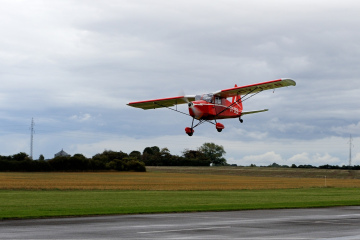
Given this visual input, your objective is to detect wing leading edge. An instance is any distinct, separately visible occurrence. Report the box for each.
[127,78,296,110]
[127,95,195,110]
[215,78,296,98]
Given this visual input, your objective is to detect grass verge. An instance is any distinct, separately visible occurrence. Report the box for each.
[1,188,360,219]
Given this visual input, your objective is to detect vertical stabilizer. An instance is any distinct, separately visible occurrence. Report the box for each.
[231,84,243,111]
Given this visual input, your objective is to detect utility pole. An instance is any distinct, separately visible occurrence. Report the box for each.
[348,134,353,167]
[30,118,35,159]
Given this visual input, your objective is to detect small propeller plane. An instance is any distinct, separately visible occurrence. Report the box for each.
[127,78,296,136]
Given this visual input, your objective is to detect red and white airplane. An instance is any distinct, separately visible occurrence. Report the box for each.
[127,78,296,136]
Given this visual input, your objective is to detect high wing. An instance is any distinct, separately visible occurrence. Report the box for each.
[214,78,296,98]
[127,78,295,110]
[127,95,196,110]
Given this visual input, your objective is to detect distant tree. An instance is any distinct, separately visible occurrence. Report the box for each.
[123,157,146,172]
[198,142,226,166]
[160,147,170,155]
[158,148,172,165]
[268,162,281,168]
[182,149,202,159]
[12,152,29,161]
[319,164,331,169]
[48,156,70,171]
[151,146,160,154]
[298,164,315,169]
[182,149,211,166]
[353,165,360,170]
[142,146,162,166]
[70,154,89,171]
[92,153,109,164]
[0,155,11,161]
[39,154,45,161]
[160,147,172,161]
[0,150,146,172]
[143,146,160,155]
[143,147,153,155]
[97,150,128,162]
[129,151,141,161]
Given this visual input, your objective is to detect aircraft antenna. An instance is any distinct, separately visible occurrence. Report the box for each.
[30,118,35,159]
[348,134,353,167]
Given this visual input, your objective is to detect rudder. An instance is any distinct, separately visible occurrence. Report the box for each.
[231,84,243,111]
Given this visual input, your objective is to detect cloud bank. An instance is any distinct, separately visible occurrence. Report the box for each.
[1,0,359,166]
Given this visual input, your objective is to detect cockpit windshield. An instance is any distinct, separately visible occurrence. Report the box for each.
[195,93,214,103]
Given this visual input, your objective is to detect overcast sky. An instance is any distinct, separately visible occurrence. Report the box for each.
[1,0,359,166]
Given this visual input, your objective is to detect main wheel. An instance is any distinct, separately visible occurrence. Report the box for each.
[217,129,222,132]
[239,118,243,123]
[185,127,194,136]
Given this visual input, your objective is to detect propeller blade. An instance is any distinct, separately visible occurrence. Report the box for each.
[181,91,200,118]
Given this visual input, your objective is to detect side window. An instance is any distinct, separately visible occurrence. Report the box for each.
[215,97,222,105]
[202,94,213,103]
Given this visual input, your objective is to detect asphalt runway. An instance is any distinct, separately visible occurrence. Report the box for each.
[1,206,360,239]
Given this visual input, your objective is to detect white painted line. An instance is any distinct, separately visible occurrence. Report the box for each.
[138,226,231,234]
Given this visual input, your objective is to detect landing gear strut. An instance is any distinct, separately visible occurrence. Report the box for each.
[185,119,226,136]
[185,118,195,136]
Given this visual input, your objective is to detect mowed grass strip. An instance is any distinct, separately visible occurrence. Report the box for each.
[1,188,360,219]
[2,172,360,190]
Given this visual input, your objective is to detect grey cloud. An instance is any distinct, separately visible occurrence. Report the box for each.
[1,0,359,165]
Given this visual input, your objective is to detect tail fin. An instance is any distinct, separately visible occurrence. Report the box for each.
[231,84,243,111]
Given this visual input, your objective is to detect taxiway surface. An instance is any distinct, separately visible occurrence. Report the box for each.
[1,207,360,239]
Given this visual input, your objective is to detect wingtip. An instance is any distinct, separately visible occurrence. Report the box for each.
[281,78,296,86]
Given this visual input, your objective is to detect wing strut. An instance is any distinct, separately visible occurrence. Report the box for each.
[214,86,264,118]
[153,102,191,117]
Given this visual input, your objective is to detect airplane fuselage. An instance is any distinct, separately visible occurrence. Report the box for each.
[188,98,242,120]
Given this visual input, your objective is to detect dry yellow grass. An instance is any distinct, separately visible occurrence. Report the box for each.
[1,170,360,190]
[147,166,360,179]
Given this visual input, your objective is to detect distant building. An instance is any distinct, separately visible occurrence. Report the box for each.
[54,149,71,158]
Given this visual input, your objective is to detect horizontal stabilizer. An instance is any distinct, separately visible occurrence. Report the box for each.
[241,109,268,115]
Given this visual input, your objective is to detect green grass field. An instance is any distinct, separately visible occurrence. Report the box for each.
[1,188,360,219]
[1,167,360,219]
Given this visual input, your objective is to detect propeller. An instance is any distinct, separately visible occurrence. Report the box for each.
[180,90,199,118]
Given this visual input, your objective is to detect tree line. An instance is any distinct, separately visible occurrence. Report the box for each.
[0,142,227,172]
[253,162,360,170]
[0,151,146,172]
